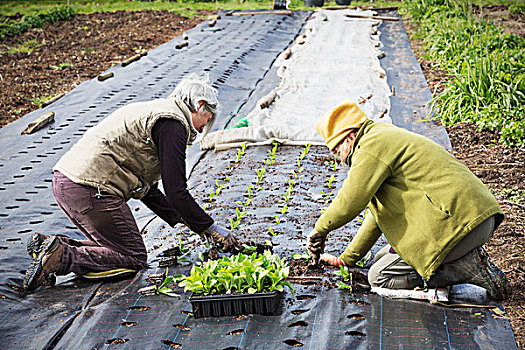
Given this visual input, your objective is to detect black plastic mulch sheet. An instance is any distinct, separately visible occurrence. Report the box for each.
[0,9,517,350]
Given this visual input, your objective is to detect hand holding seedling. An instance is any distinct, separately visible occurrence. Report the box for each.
[201,223,239,252]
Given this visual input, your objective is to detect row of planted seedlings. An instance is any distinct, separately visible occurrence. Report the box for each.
[144,143,367,315]
[181,141,296,317]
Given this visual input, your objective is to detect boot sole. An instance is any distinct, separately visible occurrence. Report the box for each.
[23,237,59,291]
[26,233,48,259]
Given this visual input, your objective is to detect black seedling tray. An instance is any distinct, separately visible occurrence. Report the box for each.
[189,291,282,318]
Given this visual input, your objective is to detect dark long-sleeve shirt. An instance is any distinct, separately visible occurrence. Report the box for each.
[140,118,213,233]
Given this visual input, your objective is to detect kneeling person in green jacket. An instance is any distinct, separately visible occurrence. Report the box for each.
[306,100,509,300]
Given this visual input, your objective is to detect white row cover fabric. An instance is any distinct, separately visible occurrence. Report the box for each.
[201,9,392,151]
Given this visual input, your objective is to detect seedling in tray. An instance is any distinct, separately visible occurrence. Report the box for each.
[179,250,294,296]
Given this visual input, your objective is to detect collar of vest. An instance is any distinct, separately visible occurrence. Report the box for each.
[170,96,198,144]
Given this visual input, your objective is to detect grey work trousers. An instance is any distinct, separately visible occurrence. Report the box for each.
[368,215,496,289]
[52,171,147,275]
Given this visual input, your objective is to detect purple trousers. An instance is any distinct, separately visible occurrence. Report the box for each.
[52,171,147,275]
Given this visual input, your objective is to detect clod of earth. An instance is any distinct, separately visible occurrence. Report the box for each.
[158,255,178,267]
[146,272,167,285]
[138,286,156,296]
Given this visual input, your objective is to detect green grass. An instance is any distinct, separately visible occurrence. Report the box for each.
[5,38,44,53]
[401,0,525,147]
[0,0,404,16]
[0,0,269,17]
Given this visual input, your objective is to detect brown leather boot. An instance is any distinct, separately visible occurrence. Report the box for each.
[428,247,509,301]
[24,236,63,291]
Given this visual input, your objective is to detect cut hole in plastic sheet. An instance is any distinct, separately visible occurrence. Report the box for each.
[348,313,365,320]
[283,339,303,347]
[106,338,129,345]
[161,340,181,348]
[173,324,191,331]
[128,306,150,311]
[346,330,366,338]
[227,329,244,336]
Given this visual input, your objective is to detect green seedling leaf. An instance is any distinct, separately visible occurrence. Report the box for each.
[356,251,372,268]
[242,244,257,254]
[327,175,336,188]
[336,281,352,290]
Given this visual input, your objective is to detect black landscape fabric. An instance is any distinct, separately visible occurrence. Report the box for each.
[0,9,517,350]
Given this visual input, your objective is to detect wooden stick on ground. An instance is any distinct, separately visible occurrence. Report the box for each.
[344,13,399,21]
[42,93,64,107]
[21,112,54,135]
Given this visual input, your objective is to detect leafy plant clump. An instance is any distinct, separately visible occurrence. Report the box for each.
[335,265,353,290]
[401,0,525,147]
[0,6,76,41]
[179,251,294,297]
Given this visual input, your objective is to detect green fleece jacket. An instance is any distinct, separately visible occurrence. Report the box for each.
[315,120,503,280]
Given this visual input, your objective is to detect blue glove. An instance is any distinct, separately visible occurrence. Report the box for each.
[201,223,238,251]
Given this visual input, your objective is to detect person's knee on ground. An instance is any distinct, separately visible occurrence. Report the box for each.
[373,244,393,263]
[368,252,423,290]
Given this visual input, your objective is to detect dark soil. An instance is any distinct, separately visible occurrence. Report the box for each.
[288,258,370,293]
[404,6,525,348]
[0,9,215,128]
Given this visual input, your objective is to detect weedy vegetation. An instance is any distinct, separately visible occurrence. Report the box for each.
[401,0,525,147]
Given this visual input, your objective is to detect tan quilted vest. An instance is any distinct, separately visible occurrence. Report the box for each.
[54,97,196,201]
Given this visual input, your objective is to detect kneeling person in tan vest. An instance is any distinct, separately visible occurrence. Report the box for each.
[24,73,237,291]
